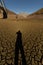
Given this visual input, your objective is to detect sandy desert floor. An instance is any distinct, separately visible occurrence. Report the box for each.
[0,19,43,65]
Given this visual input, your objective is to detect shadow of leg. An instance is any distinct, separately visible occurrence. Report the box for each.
[19,44,27,65]
[15,44,19,65]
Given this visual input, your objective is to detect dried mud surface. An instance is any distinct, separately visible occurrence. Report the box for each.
[0,19,43,65]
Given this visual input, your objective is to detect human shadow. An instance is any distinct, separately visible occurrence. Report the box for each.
[15,31,27,65]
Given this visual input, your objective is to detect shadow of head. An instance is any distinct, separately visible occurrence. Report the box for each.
[16,30,22,39]
[16,30,21,34]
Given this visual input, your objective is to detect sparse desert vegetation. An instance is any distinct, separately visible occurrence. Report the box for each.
[0,18,43,65]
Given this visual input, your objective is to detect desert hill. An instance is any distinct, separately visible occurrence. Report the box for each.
[17,12,29,19]
[0,7,43,19]
[7,9,17,19]
[0,7,17,19]
[31,8,43,15]
[7,9,16,15]
[27,8,43,19]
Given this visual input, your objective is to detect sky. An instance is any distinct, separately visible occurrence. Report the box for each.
[4,0,43,14]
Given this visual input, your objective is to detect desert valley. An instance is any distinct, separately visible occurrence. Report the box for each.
[0,7,43,65]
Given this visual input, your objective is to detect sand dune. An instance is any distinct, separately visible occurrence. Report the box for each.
[27,8,43,19]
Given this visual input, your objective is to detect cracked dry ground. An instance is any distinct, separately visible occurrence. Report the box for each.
[0,19,43,65]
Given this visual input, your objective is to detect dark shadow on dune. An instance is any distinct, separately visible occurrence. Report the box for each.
[15,31,27,65]
[0,6,7,19]
[3,10,7,19]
